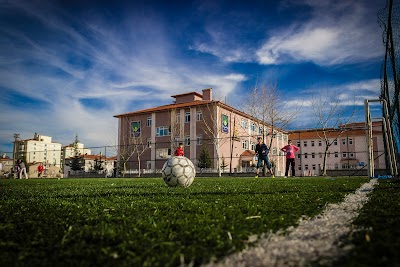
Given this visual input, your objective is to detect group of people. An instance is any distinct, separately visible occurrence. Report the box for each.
[13,160,45,179]
[174,138,300,178]
[14,159,28,179]
[255,137,300,178]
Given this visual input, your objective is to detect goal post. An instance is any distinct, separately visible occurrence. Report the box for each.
[364,99,398,178]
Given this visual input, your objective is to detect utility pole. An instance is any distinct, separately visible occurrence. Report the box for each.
[13,133,20,165]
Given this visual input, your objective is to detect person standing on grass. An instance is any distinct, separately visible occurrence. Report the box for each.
[281,140,300,177]
[13,162,20,179]
[255,137,274,178]
[174,143,184,156]
[37,162,44,178]
[18,159,28,179]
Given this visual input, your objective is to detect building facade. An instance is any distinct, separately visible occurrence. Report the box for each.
[64,154,116,177]
[63,143,92,158]
[114,88,288,176]
[288,121,386,176]
[14,133,62,167]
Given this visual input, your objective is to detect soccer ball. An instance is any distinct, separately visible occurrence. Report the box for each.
[162,156,196,187]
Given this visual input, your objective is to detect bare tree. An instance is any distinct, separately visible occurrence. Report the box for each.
[201,99,232,177]
[169,108,183,155]
[310,87,356,176]
[130,135,150,177]
[244,82,300,149]
[110,115,150,177]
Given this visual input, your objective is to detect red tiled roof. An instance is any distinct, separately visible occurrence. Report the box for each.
[114,100,213,117]
[241,150,255,156]
[171,91,203,98]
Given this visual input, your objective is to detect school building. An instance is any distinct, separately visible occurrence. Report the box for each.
[114,88,288,176]
[288,121,386,176]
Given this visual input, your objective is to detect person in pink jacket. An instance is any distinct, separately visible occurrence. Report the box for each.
[281,140,300,177]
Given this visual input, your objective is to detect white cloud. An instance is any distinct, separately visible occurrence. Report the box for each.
[257,1,384,66]
[0,2,248,153]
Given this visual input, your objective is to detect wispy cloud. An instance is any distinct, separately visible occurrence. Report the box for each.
[0,1,247,152]
[285,79,381,129]
[257,0,384,66]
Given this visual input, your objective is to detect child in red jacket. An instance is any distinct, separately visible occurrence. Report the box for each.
[174,143,184,156]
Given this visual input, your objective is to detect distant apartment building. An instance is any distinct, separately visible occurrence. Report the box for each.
[14,133,62,167]
[0,153,13,174]
[288,121,386,175]
[63,142,92,158]
[64,154,116,177]
[114,88,288,176]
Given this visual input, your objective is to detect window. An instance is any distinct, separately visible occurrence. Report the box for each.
[298,165,302,171]
[297,141,301,146]
[303,141,307,147]
[312,153,315,158]
[185,112,190,123]
[335,152,338,158]
[311,141,315,147]
[319,141,322,146]
[156,126,170,136]
[342,153,347,158]
[250,142,256,151]
[185,136,190,146]
[242,140,249,149]
[147,138,151,147]
[304,153,308,159]
[241,119,248,129]
[312,164,316,170]
[197,112,203,121]
[319,153,323,158]
[283,135,288,142]
[349,138,353,145]
[251,123,256,132]
[350,153,354,158]
[334,163,339,170]
[258,126,263,134]
[334,140,338,145]
[305,164,309,170]
[156,148,170,159]
[342,139,346,145]
[147,117,152,127]
[297,154,301,159]
[196,135,202,145]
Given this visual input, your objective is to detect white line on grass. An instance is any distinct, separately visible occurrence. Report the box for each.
[204,178,378,267]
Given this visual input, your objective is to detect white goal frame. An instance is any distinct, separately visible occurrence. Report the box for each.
[364,99,398,178]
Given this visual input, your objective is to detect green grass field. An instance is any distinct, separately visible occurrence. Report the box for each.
[0,177,399,267]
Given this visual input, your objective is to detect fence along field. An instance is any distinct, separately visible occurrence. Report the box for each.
[2,133,389,179]
[0,176,369,266]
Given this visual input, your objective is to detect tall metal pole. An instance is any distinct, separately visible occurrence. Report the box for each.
[13,133,20,165]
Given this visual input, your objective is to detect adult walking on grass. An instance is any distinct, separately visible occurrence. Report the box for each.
[255,137,274,178]
[18,159,28,179]
[281,140,300,177]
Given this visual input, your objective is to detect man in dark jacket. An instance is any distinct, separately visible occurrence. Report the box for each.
[255,137,274,178]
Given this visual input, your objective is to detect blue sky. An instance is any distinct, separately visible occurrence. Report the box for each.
[0,0,386,154]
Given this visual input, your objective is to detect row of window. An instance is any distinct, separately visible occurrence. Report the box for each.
[298,163,360,171]
[297,138,354,147]
[299,152,355,159]
[146,136,203,147]
[147,112,204,127]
